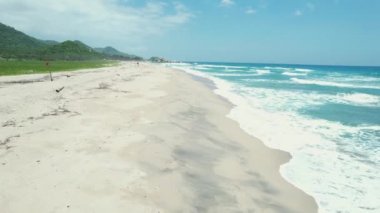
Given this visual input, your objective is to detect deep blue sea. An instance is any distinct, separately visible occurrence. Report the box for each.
[169,62,380,213]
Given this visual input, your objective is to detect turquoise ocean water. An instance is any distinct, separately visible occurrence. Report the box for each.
[169,62,380,213]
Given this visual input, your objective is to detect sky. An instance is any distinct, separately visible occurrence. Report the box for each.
[0,0,379,66]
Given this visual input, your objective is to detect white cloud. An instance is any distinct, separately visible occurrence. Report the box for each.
[294,9,303,16]
[245,8,257,15]
[0,0,192,54]
[220,0,235,7]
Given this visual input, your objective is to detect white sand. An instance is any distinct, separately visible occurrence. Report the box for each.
[0,62,317,212]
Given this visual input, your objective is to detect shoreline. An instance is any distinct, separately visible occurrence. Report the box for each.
[0,62,318,212]
[175,66,320,207]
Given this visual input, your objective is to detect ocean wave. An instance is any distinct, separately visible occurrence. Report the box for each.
[241,79,282,83]
[329,76,380,83]
[194,67,212,70]
[240,86,380,107]
[264,66,290,70]
[196,64,246,69]
[337,93,380,106]
[294,68,314,72]
[291,78,380,89]
[213,80,380,213]
[255,69,271,75]
[223,69,247,72]
[211,73,260,77]
[282,71,307,76]
[218,85,380,213]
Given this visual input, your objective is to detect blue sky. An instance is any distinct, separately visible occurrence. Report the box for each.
[0,0,379,65]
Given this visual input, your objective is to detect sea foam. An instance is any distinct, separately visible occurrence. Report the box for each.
[337,93,380,106]
[196,64,246,69]
[282,71,307,76]
[291,78,380,89]
[294,68,314,72]
[255,69,271,75]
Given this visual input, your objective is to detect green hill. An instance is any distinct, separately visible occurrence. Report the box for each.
[41,40,103,60]
[41,40,60,45]
[0,22,48,59]
[0,22,142,61]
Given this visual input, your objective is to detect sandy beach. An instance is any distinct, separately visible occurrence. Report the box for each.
[0,62,317,212]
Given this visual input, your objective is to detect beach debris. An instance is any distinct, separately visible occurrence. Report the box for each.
[27,106,79,122]
[2,120,16,127]
[42,106,71,117]
[0,134,20,150]
[46,61,53,81]
[55,87,65,93]
[98,82,110,89]
[2,77,46,85]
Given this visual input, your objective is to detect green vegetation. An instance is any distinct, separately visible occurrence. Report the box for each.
[41,40,103,60]
[0,22,143,61]
[0,60,117,76]
[0,22,49,59]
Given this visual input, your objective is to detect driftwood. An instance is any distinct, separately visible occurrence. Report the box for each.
[55,87,65,93]
[49,71,53,81]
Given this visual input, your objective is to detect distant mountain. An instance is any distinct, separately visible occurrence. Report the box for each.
[94,46,143,60]
[41,40,103,60]
[149,56,170,63]
[0,22,142,61]
[94,46,126,56]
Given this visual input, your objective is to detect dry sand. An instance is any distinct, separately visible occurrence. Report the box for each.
[0,62,317,212]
